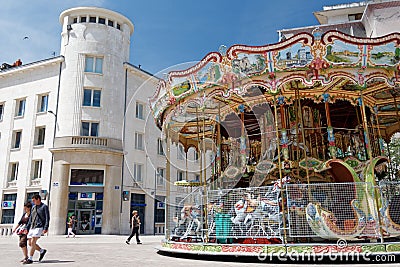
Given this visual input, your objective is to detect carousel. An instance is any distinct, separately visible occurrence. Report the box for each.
[150,30,400,258]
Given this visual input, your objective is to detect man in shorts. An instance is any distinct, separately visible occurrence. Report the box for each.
[24,194,50,264]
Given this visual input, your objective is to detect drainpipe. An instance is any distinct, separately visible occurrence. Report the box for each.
[48,60,63,212]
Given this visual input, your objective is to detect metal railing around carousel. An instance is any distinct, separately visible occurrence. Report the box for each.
[166,181,400,243]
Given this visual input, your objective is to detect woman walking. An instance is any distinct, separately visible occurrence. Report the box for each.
[66,215,77,238]
[12,202,32,262]
[126,210,142,244]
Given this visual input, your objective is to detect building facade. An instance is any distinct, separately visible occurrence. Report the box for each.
[278,0,400,39]
[0,7,195,236]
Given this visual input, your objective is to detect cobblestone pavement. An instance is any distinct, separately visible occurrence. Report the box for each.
[0,235,399,266]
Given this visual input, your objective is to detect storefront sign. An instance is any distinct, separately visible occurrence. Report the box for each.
[78,192,95,200]
[2,201,15,209]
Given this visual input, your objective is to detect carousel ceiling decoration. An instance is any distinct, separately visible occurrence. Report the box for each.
[150,30,400,141]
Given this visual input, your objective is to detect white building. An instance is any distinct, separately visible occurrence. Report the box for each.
[0,7,194,236]
[279,0,400,39]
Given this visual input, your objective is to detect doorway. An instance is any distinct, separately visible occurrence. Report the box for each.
[77,210,94,234]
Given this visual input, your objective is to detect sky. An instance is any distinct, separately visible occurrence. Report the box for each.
[0,0,354,74]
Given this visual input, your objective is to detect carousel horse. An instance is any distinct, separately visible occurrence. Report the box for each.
[175,205,201,238]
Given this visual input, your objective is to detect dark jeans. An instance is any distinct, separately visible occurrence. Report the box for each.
[127,226,140,243]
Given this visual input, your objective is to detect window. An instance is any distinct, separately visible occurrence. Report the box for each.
[156,168,166,186]
[177,170,185,181]
[194,150,199,162]
[157,138,165,156]
[135,102,144,119]
[177,144,185,160]
[12,130,22,149]
[38,94,48,113]
[108,20,114,27]
[83,89,101,107]
[85,56,103,74]
[80,17,87,23]
[81,121,99,136]
[26,192,39,204]
[348,13,363,21]
[117,23,121,30]
[15,99,26,117]
[35,127,45,146]
[0,103,4,121]
[135,132,144,150]
[89,16,96,23]
[32,160,42,179]
[99,17,106,24]
[195,174,200,182]
[134,163,143,182]
[70,169,104,186]
[1,194,17,224]
[9,162,19,181]
[73,17,77,23]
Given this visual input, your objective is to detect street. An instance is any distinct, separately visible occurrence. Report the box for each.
[0,235,399,266]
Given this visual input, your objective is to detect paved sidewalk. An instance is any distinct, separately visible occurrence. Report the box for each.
[0,235,399,266]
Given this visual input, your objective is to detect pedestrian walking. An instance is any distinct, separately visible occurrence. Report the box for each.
[66,215,77,238]
[12,202,32,262]
[126,210,142,244]
[23,194,50,264]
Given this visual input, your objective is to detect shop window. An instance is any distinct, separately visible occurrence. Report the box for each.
[89,16,96,23]
[98,17,105,24]
[108,20,114,27]
[1,193,17,224]
[70,169,104,186]
[80,17,87,23]
[155,196,165,223]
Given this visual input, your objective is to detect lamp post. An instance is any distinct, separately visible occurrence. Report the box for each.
[47,110,57,210]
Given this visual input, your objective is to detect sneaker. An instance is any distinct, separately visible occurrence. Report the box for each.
[20,257,28,262]
[137,242,142,244]
[39,249,47,261]
[125,240,130,245]
[23,259,33,264]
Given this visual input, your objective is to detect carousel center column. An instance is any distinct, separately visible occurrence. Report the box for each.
[49,158,70,235]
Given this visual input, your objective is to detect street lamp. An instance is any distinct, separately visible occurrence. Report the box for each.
[47,110,58,211]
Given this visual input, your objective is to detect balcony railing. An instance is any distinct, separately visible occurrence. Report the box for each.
[53,136,122,151]
[0,224,13,236]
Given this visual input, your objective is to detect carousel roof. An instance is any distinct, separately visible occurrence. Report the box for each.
[150,30,400,145]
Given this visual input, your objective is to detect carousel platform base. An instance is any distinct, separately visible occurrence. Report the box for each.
[157,240,400,263]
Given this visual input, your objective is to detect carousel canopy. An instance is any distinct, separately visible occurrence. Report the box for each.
[150,31,400,147]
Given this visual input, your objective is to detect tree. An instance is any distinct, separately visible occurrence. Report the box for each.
[385,134,400,180]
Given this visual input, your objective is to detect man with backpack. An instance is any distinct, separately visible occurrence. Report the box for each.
[23,194,50,264]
